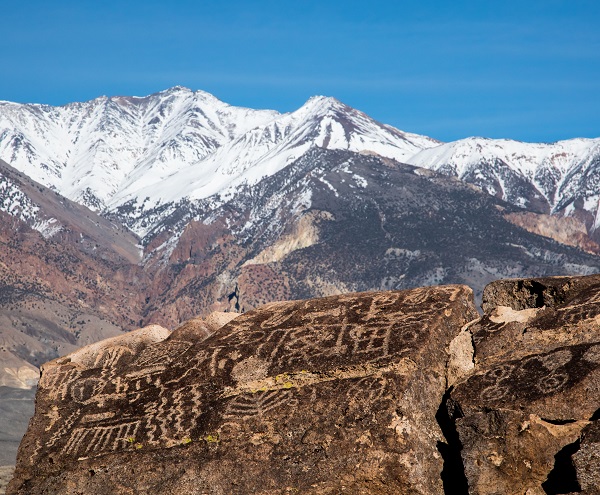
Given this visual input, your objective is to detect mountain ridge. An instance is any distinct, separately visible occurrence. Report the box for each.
[0,87,439,239]
[2,87,600,245]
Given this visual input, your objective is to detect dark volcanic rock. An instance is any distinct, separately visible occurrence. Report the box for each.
[481,273,600,313]
[8,286,477,495]
[452,274,600,494]
[574,421,600,493]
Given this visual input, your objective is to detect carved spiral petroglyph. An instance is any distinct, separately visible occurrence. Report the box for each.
[460,343,600,406]
[535,372,569,394]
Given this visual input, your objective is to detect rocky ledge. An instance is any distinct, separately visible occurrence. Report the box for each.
[8,275,600,494]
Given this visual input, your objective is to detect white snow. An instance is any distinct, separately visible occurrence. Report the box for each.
[0,176,39,221]
[407,136,600,223]
[32,218,62,238]
[0,88,439,236]
[0,176,63,236]
[2,87,600,240]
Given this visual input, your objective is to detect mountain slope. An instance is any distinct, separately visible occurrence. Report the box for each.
[407,137,600,236]
[0,158,141,262]
[0,158,152,388]
[137,148,600,328]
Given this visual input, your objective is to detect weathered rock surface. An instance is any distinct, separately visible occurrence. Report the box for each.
[0,466,14,495]
[12,274,600,494]
[8,286,477,495]
[451,274,600,494]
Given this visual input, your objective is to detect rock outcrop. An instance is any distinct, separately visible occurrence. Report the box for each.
[451,274,600,494]
[8,286,477,495]
[9,274,600,494]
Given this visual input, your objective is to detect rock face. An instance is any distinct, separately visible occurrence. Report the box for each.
[451,274,600,494]
[10,274,600,494]
[8,286,478,495]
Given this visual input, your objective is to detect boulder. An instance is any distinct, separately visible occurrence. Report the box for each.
[8,286,477,495]
[451,274,600,494]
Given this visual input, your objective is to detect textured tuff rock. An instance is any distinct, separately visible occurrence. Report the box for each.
[0,467,14,495]
[8,286,477,495]
[451,274,600,494]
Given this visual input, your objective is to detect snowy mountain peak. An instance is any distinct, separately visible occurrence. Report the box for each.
[0,89,439,236]
[301,95,345,111]
[7,88,598,242]
[407,136,600,225]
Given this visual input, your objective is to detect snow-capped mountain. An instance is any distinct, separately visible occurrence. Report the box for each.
[0,87,279,211]
[407,137,600,235]
[0,87,439,237]
[3,87,600,242]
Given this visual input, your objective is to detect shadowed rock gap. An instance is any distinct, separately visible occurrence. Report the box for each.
[589,407,600,421]
[435,387,469,495]
[541,418,577,425]
[519,280,566,309]
[541,439,582,494]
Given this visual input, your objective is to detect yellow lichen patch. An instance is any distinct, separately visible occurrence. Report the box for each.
[275,373,290,383]
[220,359,418,400]
[181,437,192,445]
[204,434,219,443]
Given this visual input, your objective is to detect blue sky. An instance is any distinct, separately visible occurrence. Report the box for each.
[1,0,598,142]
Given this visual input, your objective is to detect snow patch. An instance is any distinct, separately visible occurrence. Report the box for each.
[32,218,62,238]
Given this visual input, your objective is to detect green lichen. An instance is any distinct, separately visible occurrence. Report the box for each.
[181,437,192,445]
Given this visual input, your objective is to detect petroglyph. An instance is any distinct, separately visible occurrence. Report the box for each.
[220,359,417,399]
[9,284,484,495]
[39,366,82,401]
[17,285,477,466]
[133,341,194,368]
[224,390,298,419]
[64,421,141,458]
[461,342,600,407]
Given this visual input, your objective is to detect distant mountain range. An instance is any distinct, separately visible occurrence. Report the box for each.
[2,87,600,242]
[1,88,600,463]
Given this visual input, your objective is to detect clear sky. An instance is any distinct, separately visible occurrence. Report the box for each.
[1,0,598,142]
